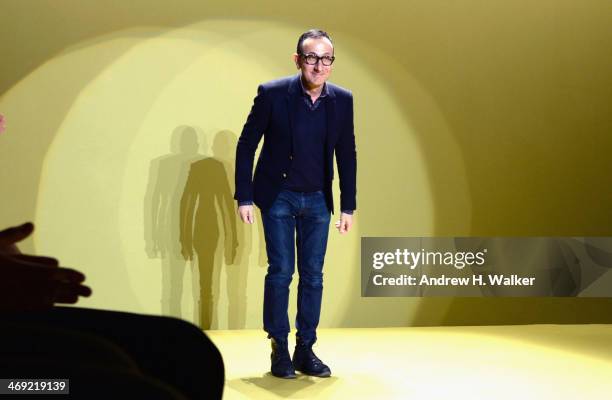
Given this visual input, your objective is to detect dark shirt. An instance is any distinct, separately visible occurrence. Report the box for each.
[299,76,329,111]
[282,79,327,193]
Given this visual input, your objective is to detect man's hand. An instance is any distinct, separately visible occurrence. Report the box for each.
[238,205,255,224]
[0,222,92,311]
[335,213,354,234]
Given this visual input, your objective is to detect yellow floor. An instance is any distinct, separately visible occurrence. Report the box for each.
[208,325,612,399]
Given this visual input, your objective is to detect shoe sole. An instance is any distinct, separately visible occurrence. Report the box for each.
[271,371,297,379]
[295,369,331,378]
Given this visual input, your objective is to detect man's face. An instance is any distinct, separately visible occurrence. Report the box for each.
[294,37,334,89]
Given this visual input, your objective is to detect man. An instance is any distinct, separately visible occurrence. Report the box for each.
[234,29,356,378]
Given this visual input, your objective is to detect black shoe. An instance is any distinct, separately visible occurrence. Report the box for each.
[292,338,331,377]
[270,338,297,379]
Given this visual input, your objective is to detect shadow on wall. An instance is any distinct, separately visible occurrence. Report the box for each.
[144,127,265,329]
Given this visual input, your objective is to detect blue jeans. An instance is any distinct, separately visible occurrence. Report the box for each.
[262,189,331,343]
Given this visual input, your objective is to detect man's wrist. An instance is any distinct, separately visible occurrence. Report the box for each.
[238,200,253,207]
[341,210,354,215]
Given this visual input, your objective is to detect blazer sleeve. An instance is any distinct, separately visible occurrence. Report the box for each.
[234,84,271,202]
[335,93,357,212]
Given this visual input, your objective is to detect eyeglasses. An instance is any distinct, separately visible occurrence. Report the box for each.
[300,53,335,66]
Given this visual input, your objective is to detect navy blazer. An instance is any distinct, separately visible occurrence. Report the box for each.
[234,74,356,214]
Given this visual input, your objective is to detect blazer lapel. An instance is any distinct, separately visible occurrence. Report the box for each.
[325,85,338,149]
[286,75,301,144]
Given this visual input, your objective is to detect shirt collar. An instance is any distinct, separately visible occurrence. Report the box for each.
[298,75,329,98]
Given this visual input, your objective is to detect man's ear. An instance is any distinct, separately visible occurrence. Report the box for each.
[292,53,300,69]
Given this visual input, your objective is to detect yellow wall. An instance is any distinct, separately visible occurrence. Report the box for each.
[0,0,611,328]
